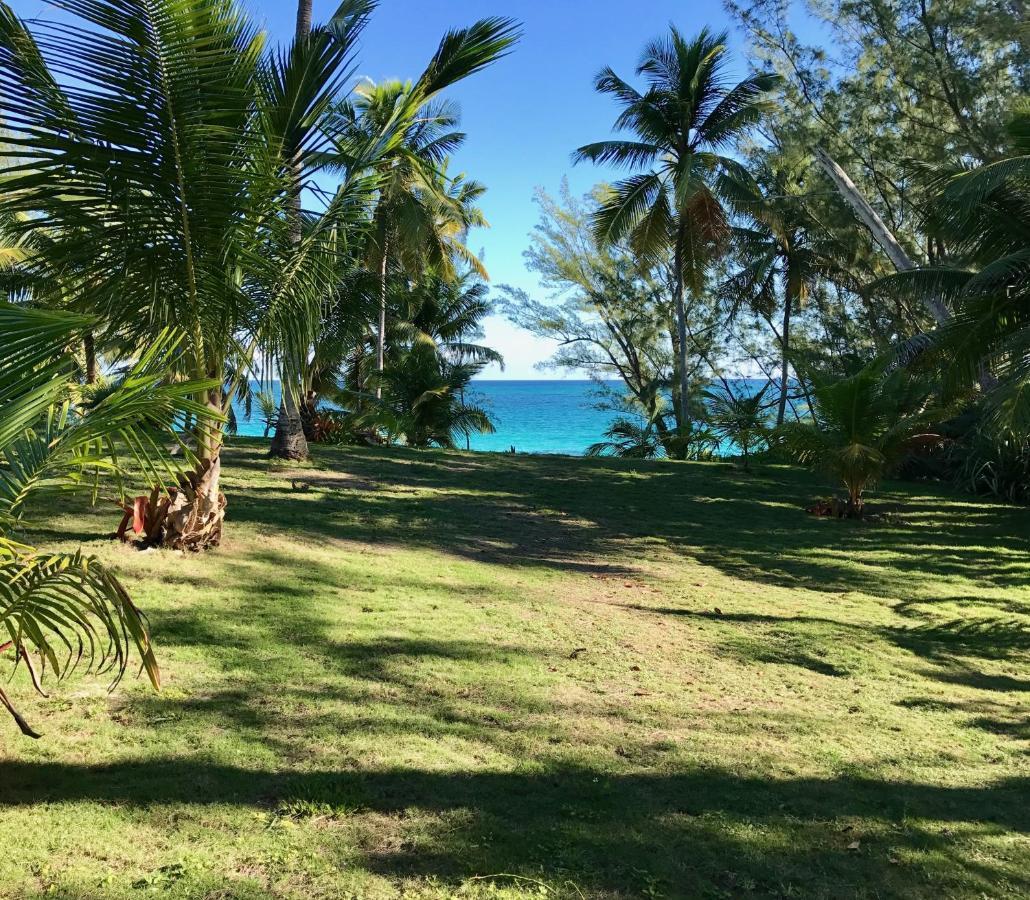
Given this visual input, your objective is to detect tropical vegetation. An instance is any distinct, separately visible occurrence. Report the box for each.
[1,0,1028,895]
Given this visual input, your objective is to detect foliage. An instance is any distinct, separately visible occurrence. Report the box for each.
[703,384,771,468]
[0,303,217,736]
[875,106,1030,430]
[309,409,356,446]
[777,363,946,516]
[499,184,707,456]
[575,26,779,427]
[586,417,664,459]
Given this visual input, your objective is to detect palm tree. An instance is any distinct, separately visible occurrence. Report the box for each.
[777,363,945,517]
[364,349,496,449]
[721,158,853,425]
[0,303,218,736]
[586,417,664,459]
[0,0,377,549]
[874,105,1030,430]
[269,0,320,462]
[703,384,771,470]
[323,19,518,398]
[574,27,779,427]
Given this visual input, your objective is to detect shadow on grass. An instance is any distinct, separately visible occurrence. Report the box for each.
[1,758,1027,897]
[222,441,1030,604]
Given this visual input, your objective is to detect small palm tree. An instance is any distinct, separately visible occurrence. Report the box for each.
[587,417,664,459]
[0,0,379,549]
[575,27,779,428]
[0,304,217,736]
[704,384,772,470]
[777,364,945,517]
[365,348,495,449]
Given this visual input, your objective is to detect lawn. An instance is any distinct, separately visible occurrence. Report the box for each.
[2,441,1028,899]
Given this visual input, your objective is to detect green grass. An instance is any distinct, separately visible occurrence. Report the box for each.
[2,440,1029,899]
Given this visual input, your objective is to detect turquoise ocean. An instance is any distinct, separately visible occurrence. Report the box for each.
[231,379,774,456]
[233,380,636,456]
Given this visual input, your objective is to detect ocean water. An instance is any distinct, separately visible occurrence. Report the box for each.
[230,379,769,457]
[231,379,627,456]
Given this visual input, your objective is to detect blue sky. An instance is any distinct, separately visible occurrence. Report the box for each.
[10,0,767,378]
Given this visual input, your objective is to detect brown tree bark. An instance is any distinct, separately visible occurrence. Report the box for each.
[83,331,97,384]
[161,387,227,550]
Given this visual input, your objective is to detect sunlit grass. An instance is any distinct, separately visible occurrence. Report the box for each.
[1,439,1028,898]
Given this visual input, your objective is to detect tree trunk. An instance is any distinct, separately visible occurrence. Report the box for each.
[776,288,793,427]
[161,388,226,551]
[295,0,312,37]
[83,331,97,384]
[270,384,309,460]
[376,235,389,400]
[269,0,315,461]
[813,147,949,324]
[672,239,690,430]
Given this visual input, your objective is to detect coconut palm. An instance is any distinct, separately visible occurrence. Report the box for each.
[574,27,779,427]
[0,303,218,736]
[721,158,854,425]
[364,349,495,449]
[704,384,772,470]
[323,19,518,397]
[777,363,946,517]
[0,0,379,549]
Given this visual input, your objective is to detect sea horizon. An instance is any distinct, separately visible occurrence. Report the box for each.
[233,377,765,456]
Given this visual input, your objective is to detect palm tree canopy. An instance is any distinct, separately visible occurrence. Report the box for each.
[573,26,780,279]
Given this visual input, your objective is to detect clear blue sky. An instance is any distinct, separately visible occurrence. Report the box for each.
[10,0,775,377]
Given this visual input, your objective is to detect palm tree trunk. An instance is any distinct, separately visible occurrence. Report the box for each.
[295,0,312,36]
[776,289,793,427]
[269,0,314,461]
[270,384,309,460]
[376,234,389,400]
[162,384,226,550]
[672,240,690,430]
[83,331,97,385]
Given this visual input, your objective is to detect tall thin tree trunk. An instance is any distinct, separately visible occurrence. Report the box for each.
[672,239,690,430]
[270,0,313,461]
[776,289,793,427]
[376,235,389,400]
[83,331,97,385]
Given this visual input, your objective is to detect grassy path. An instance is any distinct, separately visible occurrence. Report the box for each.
[2,441,1028,898]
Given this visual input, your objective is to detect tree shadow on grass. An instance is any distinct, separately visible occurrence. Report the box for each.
[1,758,1026,898]
[221,441,1030,604]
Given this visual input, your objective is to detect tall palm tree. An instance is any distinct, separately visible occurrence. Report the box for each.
[0,0,377,549]
[574,27,779,427]
[323,19,517,396]
[721,158,852,425]
[269,0,319,462]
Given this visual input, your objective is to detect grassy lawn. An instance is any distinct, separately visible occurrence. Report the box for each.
[2,440,1029,899]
